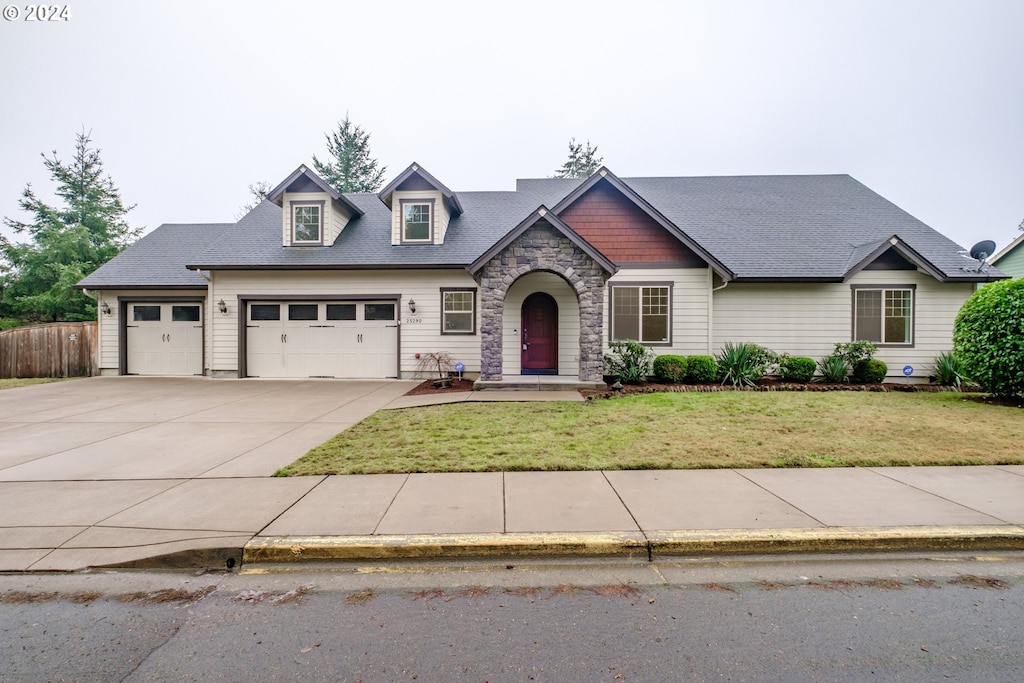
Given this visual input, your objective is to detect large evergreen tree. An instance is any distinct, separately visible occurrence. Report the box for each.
[554,137,604,178]
[1,131,140,323]
[311,116,387,193]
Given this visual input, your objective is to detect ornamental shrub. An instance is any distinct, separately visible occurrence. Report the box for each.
[604,340,656,384]
[852,358,888,383]
[780,356,816,383]
[953,279,1024,397]
[833,340,878,366]
[685,355,718,383]
[653,354,688,383]
[816,354,849,383]
[930,350,966,389]
[717,341,763,386]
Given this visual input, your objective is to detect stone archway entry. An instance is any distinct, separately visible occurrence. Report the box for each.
[521,292,558,374]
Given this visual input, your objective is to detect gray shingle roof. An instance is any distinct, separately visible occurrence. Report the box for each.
[77,222,232,288]
[85,172,1006,286]
[619,174,999,281]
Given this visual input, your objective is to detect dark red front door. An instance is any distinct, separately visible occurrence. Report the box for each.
[521,293,557,374]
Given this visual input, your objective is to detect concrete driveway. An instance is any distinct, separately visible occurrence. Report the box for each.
[0,376,416,480]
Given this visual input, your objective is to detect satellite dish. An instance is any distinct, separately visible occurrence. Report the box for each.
[969,240,996,261]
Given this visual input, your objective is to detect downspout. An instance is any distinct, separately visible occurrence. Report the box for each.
[194,270,213,377]
[708,271,729,355]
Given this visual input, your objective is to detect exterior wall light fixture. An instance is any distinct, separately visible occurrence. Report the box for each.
[408,299,417,313]
[217,299,228,314]
[100,301,111,316]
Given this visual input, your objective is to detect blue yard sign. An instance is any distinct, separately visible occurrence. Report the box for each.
[903,365,914,376]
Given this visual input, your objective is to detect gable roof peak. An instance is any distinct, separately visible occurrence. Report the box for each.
[378,162,464,216]
[265,164,364,217]
[468,205,617,276]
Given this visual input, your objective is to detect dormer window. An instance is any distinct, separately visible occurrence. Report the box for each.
[401,199,434,243]
[292,202,324,244]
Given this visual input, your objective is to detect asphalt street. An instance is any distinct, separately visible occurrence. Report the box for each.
[2,552,1023,681]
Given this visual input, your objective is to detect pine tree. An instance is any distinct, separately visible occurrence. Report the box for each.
[1,130,140,323]
[554,138,604,178]
[311,116,387,193]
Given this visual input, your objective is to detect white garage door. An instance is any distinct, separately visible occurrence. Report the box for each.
[126,303,204,376]
[246,301,398,378]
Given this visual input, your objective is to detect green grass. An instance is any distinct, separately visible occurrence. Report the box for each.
[277,391,1024,475]
[0,377,72,390]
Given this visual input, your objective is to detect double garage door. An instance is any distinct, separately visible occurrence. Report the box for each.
[126,302,204,376]
[246,301,398,378]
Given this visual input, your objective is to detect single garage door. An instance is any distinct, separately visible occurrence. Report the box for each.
[246,301,398,378]
[126,302,204,376]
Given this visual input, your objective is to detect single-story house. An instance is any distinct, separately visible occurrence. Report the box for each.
[76,163,1007,384]
[990,232,1024,279]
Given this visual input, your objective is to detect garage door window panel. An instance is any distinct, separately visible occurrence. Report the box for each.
[172,305,200,322]
[250,305,281,321]
[133,305,161,322]
[364,304,395,321]
[288,304,319,321]
[327,304,356,320]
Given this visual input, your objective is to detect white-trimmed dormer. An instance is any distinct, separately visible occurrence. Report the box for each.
[267,165,364,247]
[378,162,463,246]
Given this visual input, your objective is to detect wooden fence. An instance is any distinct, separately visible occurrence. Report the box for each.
[0,322,97,378]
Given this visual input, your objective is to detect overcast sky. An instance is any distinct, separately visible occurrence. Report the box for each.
[1,0,1021,255]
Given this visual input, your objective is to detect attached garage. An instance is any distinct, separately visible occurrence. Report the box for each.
[123,301,204,376]
[244,300,398,378]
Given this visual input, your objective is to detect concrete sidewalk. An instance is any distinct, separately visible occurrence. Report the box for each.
[2,378,1024,571]
[2,465,1023,571]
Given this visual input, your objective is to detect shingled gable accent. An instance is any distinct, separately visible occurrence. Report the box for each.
[551,167,734,279]
[377,162,464,216]
[265,165,364,216]
[467,207,618,276]
[843,235,947,282]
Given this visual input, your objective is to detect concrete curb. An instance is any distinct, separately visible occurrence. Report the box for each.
[242,525,1024,566]
[243,532,650,563]
[648,525,1024,555]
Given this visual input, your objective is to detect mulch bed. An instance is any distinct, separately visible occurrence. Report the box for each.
[580,378,968,400]
[403,376,1021,408]
[405,378,477,395]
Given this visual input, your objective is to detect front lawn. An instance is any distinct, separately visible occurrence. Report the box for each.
[0,378,70,391]
[276,392,1024,475]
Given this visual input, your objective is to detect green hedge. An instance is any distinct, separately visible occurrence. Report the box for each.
[686,355,718,383]
[852,359,888,383]
[780,356,816,383]
[653,355,688,383]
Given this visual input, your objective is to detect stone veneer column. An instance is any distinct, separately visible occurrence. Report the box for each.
[476,221,610,382]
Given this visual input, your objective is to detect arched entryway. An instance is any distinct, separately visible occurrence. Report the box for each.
[521,292,558,374]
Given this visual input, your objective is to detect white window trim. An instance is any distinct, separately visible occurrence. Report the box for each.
[400,198,435,244]
[291,201,324,245]
[851,284,916,347]
[609,282,673,345]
